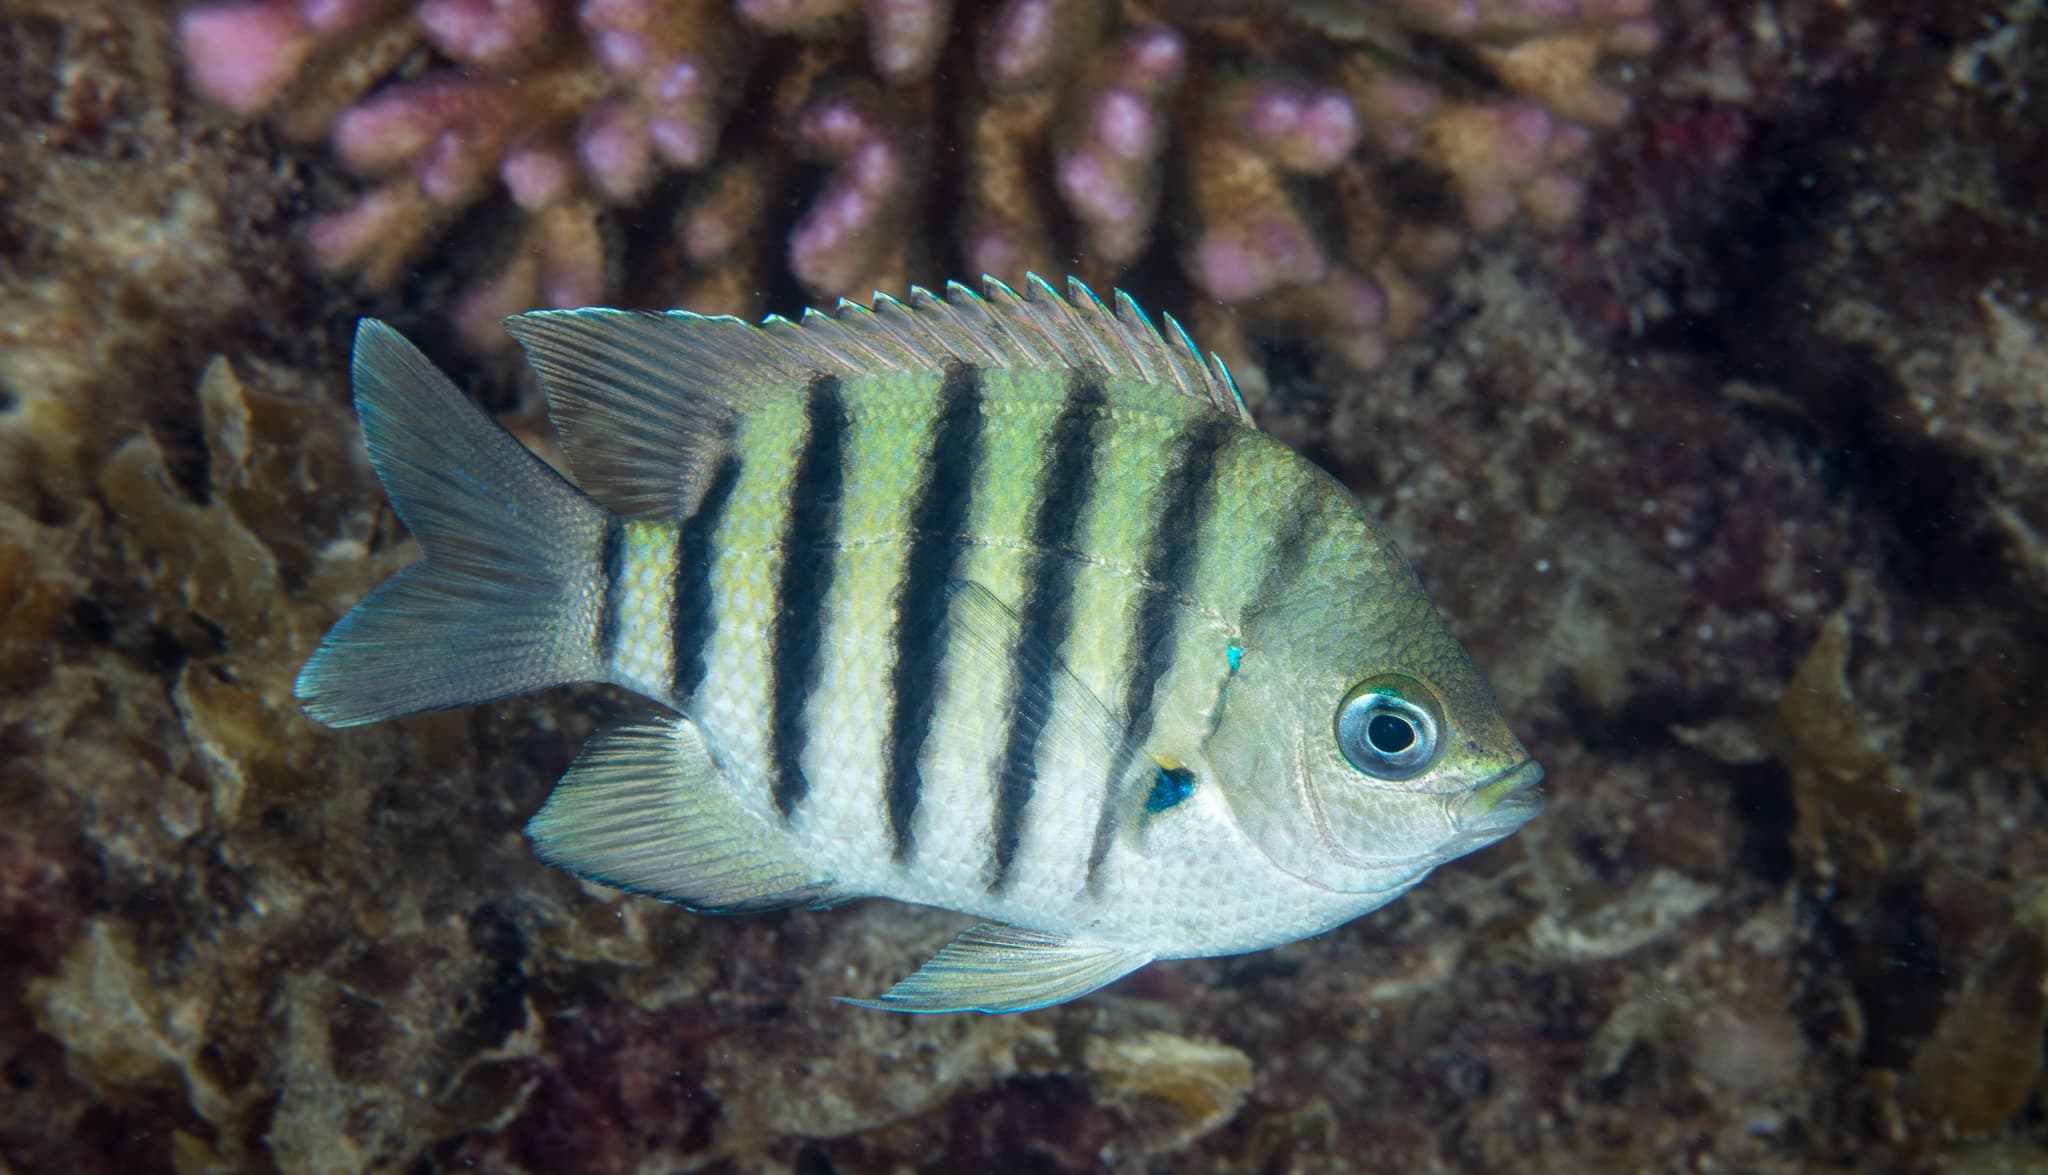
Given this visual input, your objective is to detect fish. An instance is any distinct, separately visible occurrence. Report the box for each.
[296,275,1543,1014]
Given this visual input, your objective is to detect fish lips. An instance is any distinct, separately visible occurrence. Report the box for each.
[1448,758,1546,853]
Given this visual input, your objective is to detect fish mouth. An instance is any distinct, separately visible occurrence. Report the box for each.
[1451,759,1545,847]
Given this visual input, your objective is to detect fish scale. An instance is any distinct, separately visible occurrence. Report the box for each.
[679,407,799,848]
[607,521,676,696]
[296,275,1544,1013]
[985,374,1101,890]
[776,375,943,887]
[882,365,986,860]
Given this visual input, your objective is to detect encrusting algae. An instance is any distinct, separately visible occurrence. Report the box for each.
[297,275,1544,1012]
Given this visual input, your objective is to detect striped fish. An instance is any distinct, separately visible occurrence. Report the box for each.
[297,276,1542,1013]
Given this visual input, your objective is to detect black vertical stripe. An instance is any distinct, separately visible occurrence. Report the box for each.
[1241,479,1321,626]
[768,376,848,820]
[1200,493,1317,749]
[986,371,1108,891]
[883,364,987,861]
[596,518,625,671]
[670,454,743,703]
[1086,412,1238,885]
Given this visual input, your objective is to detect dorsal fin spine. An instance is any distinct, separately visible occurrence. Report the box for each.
[1064,277,1127,375]
[832,301,916,372]
[1111,289,1164,387]
[982,278,1058,370]
[956,284,1027,367]
[1024,274,1098,371]
[873,291,958,366]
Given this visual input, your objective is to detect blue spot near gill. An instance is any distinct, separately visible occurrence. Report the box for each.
[1226,644,1243,673]
[1146,765,1195,813]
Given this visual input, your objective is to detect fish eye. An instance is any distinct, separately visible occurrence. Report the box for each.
[1335,674,1443,780]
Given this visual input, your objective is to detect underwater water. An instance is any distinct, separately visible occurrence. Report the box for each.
[3,0,2046,1171]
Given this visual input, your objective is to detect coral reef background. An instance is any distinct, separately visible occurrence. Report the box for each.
[3,0,2047,1171]
[165,0,1658,395]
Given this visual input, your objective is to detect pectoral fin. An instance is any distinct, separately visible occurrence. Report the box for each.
[938,581,1162,841]
[527,712,835,913]
[839,922,1153,1014]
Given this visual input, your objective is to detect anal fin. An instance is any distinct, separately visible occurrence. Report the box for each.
[527,713,833,913]
[839,923,1153,1014]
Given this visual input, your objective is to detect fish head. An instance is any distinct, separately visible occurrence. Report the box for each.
[1208,555,1541,899]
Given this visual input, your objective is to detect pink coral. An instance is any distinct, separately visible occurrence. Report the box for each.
[178,0,1657,381]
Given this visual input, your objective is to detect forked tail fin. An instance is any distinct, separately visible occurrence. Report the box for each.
[296,321,613,727]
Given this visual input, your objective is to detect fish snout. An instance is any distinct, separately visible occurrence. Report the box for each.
[1450,759,1545,849]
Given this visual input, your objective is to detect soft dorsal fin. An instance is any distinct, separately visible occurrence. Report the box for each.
[502,274,1248,519]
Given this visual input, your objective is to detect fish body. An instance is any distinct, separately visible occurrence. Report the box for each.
[298,276,1542,1013]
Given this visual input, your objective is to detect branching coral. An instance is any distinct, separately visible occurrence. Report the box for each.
[178,0,1656,386]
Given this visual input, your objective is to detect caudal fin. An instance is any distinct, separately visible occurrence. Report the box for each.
[296,321,613,727]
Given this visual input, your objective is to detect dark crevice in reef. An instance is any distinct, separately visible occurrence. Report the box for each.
[145,412,213,507]
[1729,763,1799,889]
[1769,345,2004,602]
[463,903,532,1052]
[1822,876,1951,1071]
[1632,71,2023,610]
[1548,679,1693,760]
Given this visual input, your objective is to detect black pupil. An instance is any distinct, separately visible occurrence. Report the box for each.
[1367,712,1415,755]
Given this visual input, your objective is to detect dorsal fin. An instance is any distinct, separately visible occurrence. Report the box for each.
[502,274,1248,519]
